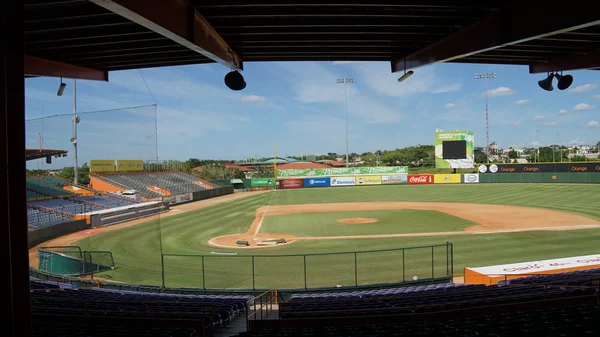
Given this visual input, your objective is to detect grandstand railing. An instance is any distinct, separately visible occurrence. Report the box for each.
[246,289,281,328]
[162,242,453,291]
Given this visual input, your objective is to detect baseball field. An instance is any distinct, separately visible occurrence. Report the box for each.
[41,183,600,289]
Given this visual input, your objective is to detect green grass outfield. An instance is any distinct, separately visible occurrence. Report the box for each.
[73,184,600,289]
[260,210,474,237]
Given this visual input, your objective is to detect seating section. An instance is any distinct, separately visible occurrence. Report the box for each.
[70,195,138,209]
[501,268,600,286]
[94,171,219,199]
[27,176,74,198]
[235,303,600,337]
[280,284,596,319]
[32,323,197,337]
[29,198,100,215]
[290,283,477,301]
[27,208,73,231]
[30,287,252,327]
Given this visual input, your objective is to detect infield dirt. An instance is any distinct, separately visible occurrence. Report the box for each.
[208,202,600,248]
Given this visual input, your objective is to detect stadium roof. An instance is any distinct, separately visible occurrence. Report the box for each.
[25,148,67,161]
[276,162,331,169]
[23,1,600,82]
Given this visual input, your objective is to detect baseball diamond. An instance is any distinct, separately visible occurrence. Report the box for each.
[29,183,600,289]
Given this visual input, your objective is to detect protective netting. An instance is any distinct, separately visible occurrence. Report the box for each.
[26,104,158,170]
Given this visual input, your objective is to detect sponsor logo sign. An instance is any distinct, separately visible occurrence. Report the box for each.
[115,160,144,172]
[355,175,382,185]
[277,166,409,178]
[279,179,304,189]
[381,175,408,185]
[408,174,434,184]
[330,177,355,186]
[433,174,461,184]
[303,177,330,187]
[478,162,600,173]
[90,159,116,173]
[250,178,274,187]
[463,174,479,183]
[468,254,600,275]
[176,193,193,203]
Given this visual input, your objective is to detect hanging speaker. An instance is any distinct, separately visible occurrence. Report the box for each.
[224,71,246,91]
[555,73,574,90]
[46,156,52,164]
[538,73,554,91]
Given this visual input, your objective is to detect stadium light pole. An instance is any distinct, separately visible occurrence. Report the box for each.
[474,73,497,161]
[335,77,356,168]
[72,79,79,184]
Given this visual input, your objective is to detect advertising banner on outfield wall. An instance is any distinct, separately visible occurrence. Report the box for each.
[279,179,304,189]
[433,174,461,184]
[176,193,193,203]
[478,162,600,174]
[250,178,275,187]
[408,174,434,184]
[90,159,115,173]
[277,166,408,178]
[381,175,408,184]
[116,159,144,172]
[355,176,382,185]
[304,177,330,187]
[330,177,356,186]
[463,174,479,183]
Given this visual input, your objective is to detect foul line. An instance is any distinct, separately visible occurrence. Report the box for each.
[253,189,276,237]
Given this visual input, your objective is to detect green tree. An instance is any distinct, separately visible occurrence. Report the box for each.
[252,165,275,178]
[508,149,518,159]
[57,162,90,185]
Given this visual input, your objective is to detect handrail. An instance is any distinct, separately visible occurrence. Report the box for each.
[246,288,280,329]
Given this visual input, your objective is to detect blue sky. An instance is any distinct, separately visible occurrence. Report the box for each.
[25,61,600,169]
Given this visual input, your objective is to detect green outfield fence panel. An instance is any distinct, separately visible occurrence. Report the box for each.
[38,247,115,276]
[191,186,234,201]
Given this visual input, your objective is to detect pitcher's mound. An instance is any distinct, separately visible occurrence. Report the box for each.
[337,218,379,224]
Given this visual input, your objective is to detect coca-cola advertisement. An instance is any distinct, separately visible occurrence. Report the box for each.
[279,179,304,189]
[408,174,434,184]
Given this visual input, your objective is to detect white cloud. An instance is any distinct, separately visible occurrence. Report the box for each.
[573,103,595,111]
[569,138,587,146]
[238,95,267,103]
[544,121,557,127]
[485,87,516,97]
[531,140,541,146]
[593,94,600,99]
[586,120,600,128]
[431,83,461,94]
[512,120,521,125]
[557,109,570,115]
[534,115,544,120]
[444,103,457,109]
[568,83,597,93]
[514,99,529,105]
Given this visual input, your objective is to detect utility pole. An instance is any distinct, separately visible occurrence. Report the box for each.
[72,79,79,184]
[536,130,540,163]
[474,73,497,160]
[334,77,356,168]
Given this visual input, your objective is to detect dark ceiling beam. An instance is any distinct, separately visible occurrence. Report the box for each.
[24,54,108,81]
[89,0,242,70]
[529,49,600,73]
[391,1,600,72]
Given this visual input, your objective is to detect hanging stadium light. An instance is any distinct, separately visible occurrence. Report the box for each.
[57,77,67,96]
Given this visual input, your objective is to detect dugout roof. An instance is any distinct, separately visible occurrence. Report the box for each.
[25,149,68,161]
[23,0,600,81]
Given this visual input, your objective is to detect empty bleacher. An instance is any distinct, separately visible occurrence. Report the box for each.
[27,176,74,198]
[27,208,73,231]
[501,268,600,286]
[70,195,137,209]
[29,198,98,215]
[237,303,600,337]
[93,171,219,199]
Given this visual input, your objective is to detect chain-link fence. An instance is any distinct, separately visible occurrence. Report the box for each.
[162,243,453,290]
